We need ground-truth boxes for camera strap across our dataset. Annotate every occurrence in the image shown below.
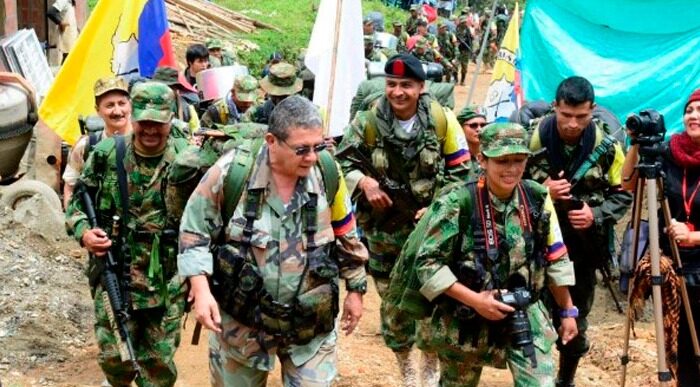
[475,178,534,289]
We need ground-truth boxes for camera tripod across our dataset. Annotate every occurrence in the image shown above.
[620,150,700,386]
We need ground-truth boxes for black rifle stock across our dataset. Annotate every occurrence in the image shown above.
[77,185,141,374]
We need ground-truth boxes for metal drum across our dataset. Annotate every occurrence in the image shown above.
[196,65,249,101]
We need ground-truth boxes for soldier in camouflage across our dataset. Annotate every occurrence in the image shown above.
[392,21,410,54]
[152,66,200,124]
[201,75,258,127]
[65,82,189,386]
[242,62,302,125]
[436,21,458,83]
[336,54,471,387]
[455,15,473,85]
[365,35,388,62]
[456,104,488,175]
[525,76,631,387]
[179,96,368,386]
[415,20,439,50]
[410,37,453,73]
[405,4,425,36]
[406,122,578,387]
[206,38,236,68]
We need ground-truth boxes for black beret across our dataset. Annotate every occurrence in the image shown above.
[384,54,426,81]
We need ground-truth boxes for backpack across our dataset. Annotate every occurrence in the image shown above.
[363,99,448,148]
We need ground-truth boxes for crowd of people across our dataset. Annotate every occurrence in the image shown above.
[58,3,700,387]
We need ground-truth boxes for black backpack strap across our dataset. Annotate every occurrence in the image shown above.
[114,135,129,223]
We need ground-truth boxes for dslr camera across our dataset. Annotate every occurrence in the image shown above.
[496,287,538,368]
[626,109,666,147]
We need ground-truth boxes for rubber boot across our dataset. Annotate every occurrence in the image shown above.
[395,350,418,387]
[556,356,580,387]
[459,72,466,86]
[420,351,440,387]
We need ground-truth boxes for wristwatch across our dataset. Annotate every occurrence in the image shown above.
[559,306,579,318]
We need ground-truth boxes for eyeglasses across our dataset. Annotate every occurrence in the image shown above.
[467,122,488,129]
[279,137,328,156]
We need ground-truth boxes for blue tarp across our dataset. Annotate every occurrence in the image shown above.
[521,0,700,134]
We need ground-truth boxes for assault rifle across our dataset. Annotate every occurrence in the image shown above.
[527,147,624,313]
[340,148,421,233]
[77,184,141,374]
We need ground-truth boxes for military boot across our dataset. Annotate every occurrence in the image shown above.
[394,350,418,387]
[459,72,466,86]
[420,350,440,387]
[555,356,580,387]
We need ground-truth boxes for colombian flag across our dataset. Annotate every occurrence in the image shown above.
[483,2,523,123]
[38,0,176,145]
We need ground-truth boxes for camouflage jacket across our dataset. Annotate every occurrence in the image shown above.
[395,31,410,53]
[455,25,473,57]
[405,15,425,35]
[437,31,458,60]
[410,180,574,362]
[526,115,632,249]
[242,99,275,125]
[178,145,368,370]
[337,94,471,235]
[201,94,242,127]
[65,135,189,309]
[209,51,236,68]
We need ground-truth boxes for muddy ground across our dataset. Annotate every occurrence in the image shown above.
[0,67,663,386]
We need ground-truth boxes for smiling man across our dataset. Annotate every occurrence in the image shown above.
[336,53,471,387]
[63,77,133,207]
[526,76,631,387]
[179,95,368,386]
[65,81,189,386]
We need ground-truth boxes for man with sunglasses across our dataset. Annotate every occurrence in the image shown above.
[337,53,471,387]
[179,96,368,386]
[525,76,631,387]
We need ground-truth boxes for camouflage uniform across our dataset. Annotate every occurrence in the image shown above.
[436,27,458,82]
[455,104,487,177]
[405,8,424,36]
[65,82,188,387]
[178,144,368,386]
[410,37,451,70]
[455,19,473,85]
[152,66,200,124]
[402,123,575,387]
[201,75,259,127]
[243,63,302,125]
[526,115,631,380]
[336,92,471,360]
[206,38,236,68]
[392,22,410,54]
[365,35,388,62]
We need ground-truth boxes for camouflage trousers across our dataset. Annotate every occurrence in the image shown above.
[456,53,470,83]
[93,281,186,387]
[367,228,414,352]
[208,331,337,386]
[419,300,558,387]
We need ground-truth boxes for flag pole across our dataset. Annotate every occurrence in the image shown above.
[323,0,343,137]
[466,0,499,105]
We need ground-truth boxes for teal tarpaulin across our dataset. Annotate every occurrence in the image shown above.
[521,0,700,134]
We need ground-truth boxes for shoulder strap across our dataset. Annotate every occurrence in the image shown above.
[570,131,617,188]
[429,100,447,141]
[222,137,265,226]
[364,108,378,148]
[114,135,129,224]
[317,150,339,205]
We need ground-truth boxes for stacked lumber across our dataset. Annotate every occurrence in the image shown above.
[164,0,273,68]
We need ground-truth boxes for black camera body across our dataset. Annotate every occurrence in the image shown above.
[496,287,538,368]
[627,109,666,147]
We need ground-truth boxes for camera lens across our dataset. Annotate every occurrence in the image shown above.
[626,115,642,132]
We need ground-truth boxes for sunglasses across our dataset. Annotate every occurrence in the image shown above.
[279,137,328,156]
[467,122,488,129]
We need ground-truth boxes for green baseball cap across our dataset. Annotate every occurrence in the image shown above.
[415,36,429,49]
[130,81,175,123]
[233,75,258,103]
[206,38,223,50]
[393,21,403,27]
[456,104,486,125]
[94,77,129,98]
[259,62,303,96]
[479,122,531,158]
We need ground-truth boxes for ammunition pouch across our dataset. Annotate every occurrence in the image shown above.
[213,242,340,346]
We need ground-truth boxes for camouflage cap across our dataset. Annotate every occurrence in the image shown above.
[456,104,486,125]
[259,62,303,96]
[479,122,531,158]
[130,81,175,123]
[233,75,258,103]
[415,36,429,49]
[206,38,223,50]
[410,4,420,11]
[437,20,447,28]
[393,21,403,27]
[94,77,129,98]
[152,66,197,93]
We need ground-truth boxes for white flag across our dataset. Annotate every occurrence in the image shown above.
[305,0,366,137]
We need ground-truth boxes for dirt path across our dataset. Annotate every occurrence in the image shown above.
[2,68,662,386]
